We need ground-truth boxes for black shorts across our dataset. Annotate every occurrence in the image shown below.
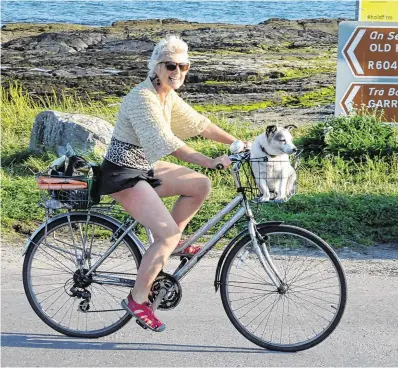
[98,159,162,196]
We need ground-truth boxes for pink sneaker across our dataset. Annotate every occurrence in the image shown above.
[121,294,165,332]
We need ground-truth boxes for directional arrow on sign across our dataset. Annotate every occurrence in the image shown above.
[341,84,362,114]
[345,29,366,75]
[340,83,398,123]
[342,26,398,78]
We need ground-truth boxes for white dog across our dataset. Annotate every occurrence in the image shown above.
[250,125,297,202]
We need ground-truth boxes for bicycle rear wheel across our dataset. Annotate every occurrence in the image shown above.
[23,213,142,338]
[220,224,347,352]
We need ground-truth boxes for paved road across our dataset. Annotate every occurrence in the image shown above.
[1,244,398,367]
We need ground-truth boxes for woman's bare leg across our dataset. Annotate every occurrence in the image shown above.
[112,162,210,302]
[111,181,181,303]
[153,161,211,233]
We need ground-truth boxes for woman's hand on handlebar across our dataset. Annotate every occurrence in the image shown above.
[211,154,232,170]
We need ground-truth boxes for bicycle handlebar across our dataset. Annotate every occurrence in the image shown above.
[214,149,250,170]
[213,149,251,170]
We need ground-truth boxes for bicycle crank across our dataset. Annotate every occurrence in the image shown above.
[149,271,182,310]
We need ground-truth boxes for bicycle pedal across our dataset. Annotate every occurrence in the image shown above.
[135,319,148,330]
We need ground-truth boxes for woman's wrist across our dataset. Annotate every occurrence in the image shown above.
[204,156,216,169]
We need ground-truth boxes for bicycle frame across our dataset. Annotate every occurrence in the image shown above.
[84,194,246,279]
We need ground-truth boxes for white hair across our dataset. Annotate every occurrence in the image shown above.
[147,35,189,78]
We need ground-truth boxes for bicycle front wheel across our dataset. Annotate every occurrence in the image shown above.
[220,224,347,352]
[23,213,142,338]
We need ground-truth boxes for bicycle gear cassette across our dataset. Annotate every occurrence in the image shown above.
[149,272,182,310]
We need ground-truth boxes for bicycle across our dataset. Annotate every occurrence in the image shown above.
[22,148,347,352]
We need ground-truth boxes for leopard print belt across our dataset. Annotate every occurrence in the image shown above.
[105,137,152,170]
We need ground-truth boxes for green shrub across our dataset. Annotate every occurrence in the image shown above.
[300,114,398,161]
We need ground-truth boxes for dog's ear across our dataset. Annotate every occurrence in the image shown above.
[284,124,298,131]
[266,125,277,137]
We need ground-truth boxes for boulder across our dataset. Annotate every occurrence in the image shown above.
[29,110,113,155]
[3,31,105,53]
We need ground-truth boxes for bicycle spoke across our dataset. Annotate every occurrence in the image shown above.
[50,293,73,320]
[34,284,68,296]
[229,272,274,285]
[68,298,77,329]
[36,245,76,274]
[293,274,339,288]
[285,293,318,336]
[269,294,281,342]
[230,293,274,303]
[291,288,338,306]
[30,268,71,275]
[232,293,267,312]
[288,291,336,318]
[245,293,279,329]
[58,297,77,325]
[44,237,78,265]
[100,258,132,274]
[293,283,340,295]
[92,284,125,320]
[32,282,66,287]
[238,260,270,284]
[88,290,106,328]
[225,282,275,293]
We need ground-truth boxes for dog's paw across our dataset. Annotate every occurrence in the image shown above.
[274,196,287,203]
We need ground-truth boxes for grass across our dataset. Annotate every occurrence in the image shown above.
[1,83,398,248]
[193,100,275,113]
[279,66,335,80]
[281,86,336,108]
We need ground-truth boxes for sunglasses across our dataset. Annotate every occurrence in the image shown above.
[159,61,190,72]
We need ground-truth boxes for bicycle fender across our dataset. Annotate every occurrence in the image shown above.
[22,211,131,256]
[213,221,283,292]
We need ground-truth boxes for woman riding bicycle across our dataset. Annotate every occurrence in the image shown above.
[99,35,242,332]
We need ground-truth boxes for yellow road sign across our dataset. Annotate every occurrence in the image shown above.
[358,0,398,22]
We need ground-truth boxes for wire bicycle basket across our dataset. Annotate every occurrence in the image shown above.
[36,173,95,210]
[35,145,104,211]
[234,150,302,204]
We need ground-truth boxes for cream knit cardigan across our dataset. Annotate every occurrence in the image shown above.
[112,77,211,164]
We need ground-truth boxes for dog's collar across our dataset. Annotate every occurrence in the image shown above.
[260,144,278,158]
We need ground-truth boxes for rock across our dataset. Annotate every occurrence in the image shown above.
[102,39,154,53]
[29,111,113,155]
[2,31,105,53]
[269,71,285,79]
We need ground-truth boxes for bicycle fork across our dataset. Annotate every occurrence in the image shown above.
[247,219,284,289]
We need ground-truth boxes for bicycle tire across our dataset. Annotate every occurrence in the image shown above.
[23,213,142,338]
[220,224,347,352]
